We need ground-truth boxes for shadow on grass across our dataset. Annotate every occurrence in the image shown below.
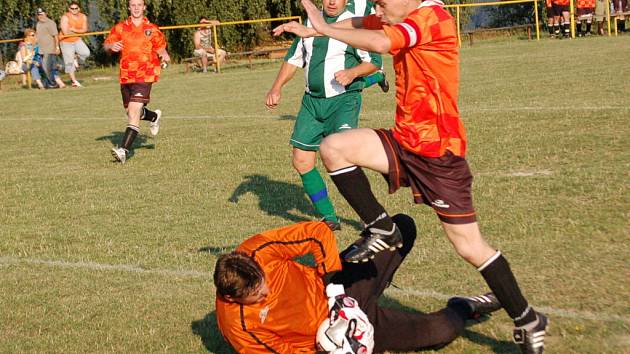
[191,311,235,354]
[228,174,362,231]
[95,131,155,162]
[277,114,296,121]
[462,329,518,353]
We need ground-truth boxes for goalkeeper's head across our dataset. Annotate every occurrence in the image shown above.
[214,252,269,305]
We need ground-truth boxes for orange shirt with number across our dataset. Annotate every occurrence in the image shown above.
[104,17,166,84]
[363,0,466,158]
[215,222,343,354]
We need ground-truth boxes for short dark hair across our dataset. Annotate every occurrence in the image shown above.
[69,1,80,6]
[214,252,264,299]
[199,16,209,23]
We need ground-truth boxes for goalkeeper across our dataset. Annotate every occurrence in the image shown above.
[213,214,501,353]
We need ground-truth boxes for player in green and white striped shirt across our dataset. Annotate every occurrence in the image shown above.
[265,0,383,230]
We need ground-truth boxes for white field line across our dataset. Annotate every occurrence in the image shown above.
[2,255,628,324]
[1,106,629,121]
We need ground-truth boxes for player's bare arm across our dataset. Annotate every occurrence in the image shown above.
[300,0,391,53]
[334,61,378,86]
[157,48,171,63]
[104,41,124,52]
[272,17,363,38]
[265,62,299,109]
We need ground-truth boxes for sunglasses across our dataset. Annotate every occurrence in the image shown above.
[28,34,36,36]
[70,7,79,10]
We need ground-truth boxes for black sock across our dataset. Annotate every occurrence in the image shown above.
[586,22,592,33]
[554,24,560,34]
[563,23,570,35]
[329,166,393,231]
[548,25,554,35]
[140,107,158,122]
[120,125,139,150]
[479,251,537,327]
[619,20,626,32]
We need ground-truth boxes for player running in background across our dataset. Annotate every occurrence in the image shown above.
[214,214,501,353]
[265,0,384,230]
[275,0,548,352]
[104,0,170,163]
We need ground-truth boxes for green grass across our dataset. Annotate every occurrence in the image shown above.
[1,36,629,353]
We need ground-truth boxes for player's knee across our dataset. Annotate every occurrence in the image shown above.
[292,154,315,173]
[320,135,344,165]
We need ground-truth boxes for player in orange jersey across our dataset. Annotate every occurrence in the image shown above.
[552,0,571,37]
[214,214,501,353]
[104,0,170,163]
[576,0,596,36]
[275,0,548,352]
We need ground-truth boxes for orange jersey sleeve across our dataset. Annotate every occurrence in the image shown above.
[104,18,166,84]
[216,222,342,353]
[238,221,342,277]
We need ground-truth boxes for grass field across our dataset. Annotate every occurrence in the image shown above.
[1,36,629,353]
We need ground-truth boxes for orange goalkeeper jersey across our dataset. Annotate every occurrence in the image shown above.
[363,0,466,158]
[104,17,166,84]
[215,222,343,353]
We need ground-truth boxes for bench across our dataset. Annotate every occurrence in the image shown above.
[181,47,289,73]
[463,24,533,46]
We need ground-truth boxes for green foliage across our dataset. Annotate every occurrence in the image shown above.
[1,0,304,64]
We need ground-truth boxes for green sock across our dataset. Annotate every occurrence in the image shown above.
[300,168,338,222]
[364,71,384,88]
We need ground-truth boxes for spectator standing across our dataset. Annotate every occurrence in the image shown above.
[104,0,170,163]
[576,0,596,36]
[35,7,66,88]
[594,0,607,35]
[612,0,628,32]
[60,1,91,87]
[193,17,226,73]
[551,0,571,37]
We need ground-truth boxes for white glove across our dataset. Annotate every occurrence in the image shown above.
[317,290,374,354]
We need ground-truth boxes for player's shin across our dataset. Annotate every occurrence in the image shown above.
[301,168,338,223]
[328,166,393,231]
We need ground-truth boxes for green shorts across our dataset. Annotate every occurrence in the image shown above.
[290,91,362,151]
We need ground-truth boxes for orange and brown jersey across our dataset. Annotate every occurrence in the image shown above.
[104,17,166,84]
[552,0,570,6]
[363,0,466,158]
[546,0,553,8]
[215,222,342,354]
[576,0,596,8]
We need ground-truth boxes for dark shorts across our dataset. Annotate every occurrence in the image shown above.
[120,83,152,108]
[552,4,569,15]
[375,129,476,224]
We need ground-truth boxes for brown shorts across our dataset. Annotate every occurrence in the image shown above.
[120,83,152,108]
[552,4,569,15]
[375,129,476,224]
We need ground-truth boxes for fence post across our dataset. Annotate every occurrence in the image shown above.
[456,6,462,47]
[534,0,541,40]
[606,0,612,35]
[570,0,576,38]
[212,24,221,73]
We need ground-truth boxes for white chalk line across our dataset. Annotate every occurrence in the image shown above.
[1,106,628,122]
[1,255,628,324]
